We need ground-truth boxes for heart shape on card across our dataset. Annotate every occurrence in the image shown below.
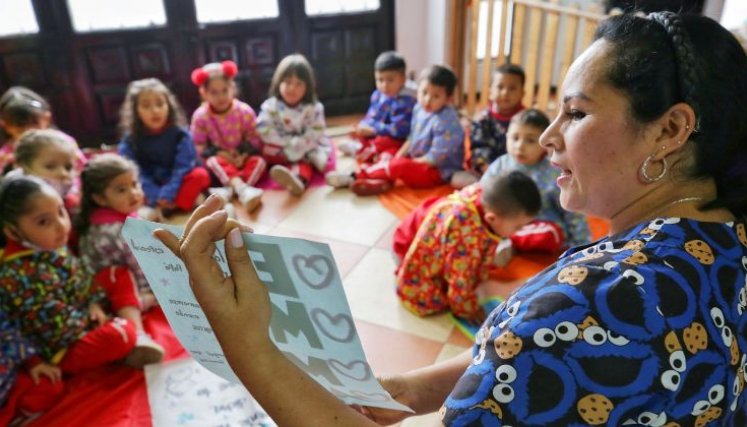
[310,309,355,343]
[328,359,372,382]
[292,255,334,290]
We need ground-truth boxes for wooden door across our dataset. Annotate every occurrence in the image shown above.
[0,0,394,147]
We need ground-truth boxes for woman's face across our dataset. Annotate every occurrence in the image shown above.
[540,40,653,219]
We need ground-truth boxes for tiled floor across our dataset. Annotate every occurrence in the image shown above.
[172,116,520,426]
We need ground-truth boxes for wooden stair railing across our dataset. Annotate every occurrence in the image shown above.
[457,0,608,117]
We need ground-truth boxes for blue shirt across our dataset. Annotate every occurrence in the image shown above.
[408,104,465,181]
[442,217,747,426]
[118,126,198,205]
[360,89,417,140]
[481,155,590,247]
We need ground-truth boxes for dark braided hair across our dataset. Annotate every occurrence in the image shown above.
[595,13,747,217]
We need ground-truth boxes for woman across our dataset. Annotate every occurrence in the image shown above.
[155,12,747,426]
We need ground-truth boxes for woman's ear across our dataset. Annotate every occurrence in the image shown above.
[651,102,696,159]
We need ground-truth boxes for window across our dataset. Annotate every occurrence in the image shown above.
[476,0,509,60]
[194,0,279,23]
[67,0,167,32]
[721,0,747,31]
[305,0,380,16]
[0,0,38,37]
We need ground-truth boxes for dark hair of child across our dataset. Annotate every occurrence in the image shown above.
[0,87,50,137]
[481,170,542,217]
[0,175,49,247]
[118,78,186,139]
[374,51,407,73]
[421,65,458,96]
[76,153,138,235]
[269,53,318,104]
[510,108,550,131]
[14,129,73,167]
[495,64,526,86]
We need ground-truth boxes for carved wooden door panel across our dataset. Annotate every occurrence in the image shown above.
[0,0,394,146]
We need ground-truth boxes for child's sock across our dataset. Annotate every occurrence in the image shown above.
[238,186,263,212]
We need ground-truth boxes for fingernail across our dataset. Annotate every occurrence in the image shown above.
[228,227,243,248]
[206,193,218,203]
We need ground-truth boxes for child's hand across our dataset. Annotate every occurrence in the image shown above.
[217,150,235,163]
[357,125,375,137]
[88,303,108,326]
[157,199,175,210]
[233,152,248,167]
[29,362,62,384]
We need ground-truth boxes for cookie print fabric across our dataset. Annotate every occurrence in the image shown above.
[442,217,747,426]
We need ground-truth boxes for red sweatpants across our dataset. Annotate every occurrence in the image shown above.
[173,167,210,211]
[58,318,137,375]
[510,220,565,253]
[356,157,444,188]
[356,135,405,164]
[206,154,267,186]
[0,373,65,425]
[93,266,142,311]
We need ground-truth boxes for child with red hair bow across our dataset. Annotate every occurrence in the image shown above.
[190,60,265,212]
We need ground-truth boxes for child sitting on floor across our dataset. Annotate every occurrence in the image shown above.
[10,129,81,213]
[326,65,465,196]
[394,171,540,323]
[257,53,330,196]
[190,61,265,212]
[337,51,417,164]
[481,108,591,250]
[118,78,210,220]
[77,153,160,313]
[0,176,162,384]
[0,87,87,185]
[452,64,526,188]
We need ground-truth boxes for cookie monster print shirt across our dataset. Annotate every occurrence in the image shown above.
[442,217,747,426]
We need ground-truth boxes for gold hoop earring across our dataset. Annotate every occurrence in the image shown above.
[639,154,668,183]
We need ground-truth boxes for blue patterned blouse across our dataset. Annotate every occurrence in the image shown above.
[442,217,747,426]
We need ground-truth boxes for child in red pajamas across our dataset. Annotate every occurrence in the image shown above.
[394,171,541,323]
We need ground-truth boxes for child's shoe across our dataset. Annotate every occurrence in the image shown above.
[325,171,355,188]
[223,201,237,219]
[124,331,165,368]
[270,165,305,196]
[238,186,263,212]
[337,139,361,157]
[208,186,234,203]
[350,178,392,196]
[307,148,329,172]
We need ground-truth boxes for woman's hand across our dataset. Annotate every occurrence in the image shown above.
[153,195,269,356]
[88,303,108,326]
[355,376,421,424]
[29,362,62,384]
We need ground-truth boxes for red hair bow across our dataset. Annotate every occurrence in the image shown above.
[191,60,239,86]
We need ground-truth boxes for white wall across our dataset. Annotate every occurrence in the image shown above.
[394,0,448,78]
